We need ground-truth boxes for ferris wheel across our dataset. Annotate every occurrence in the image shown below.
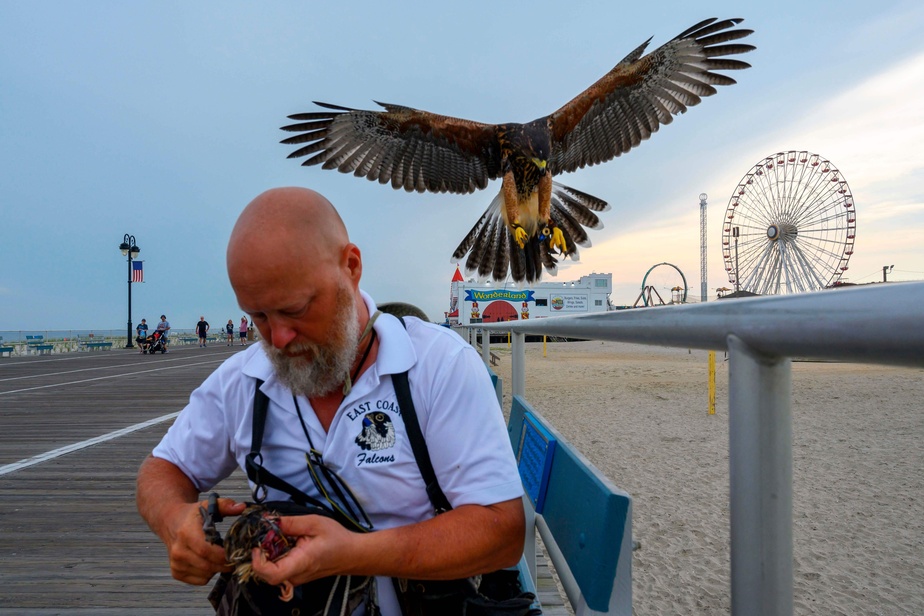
[722,151,856,295]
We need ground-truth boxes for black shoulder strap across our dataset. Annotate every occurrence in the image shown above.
[244,379,331,511]
[394,317,452,515]
[250,378,269,456]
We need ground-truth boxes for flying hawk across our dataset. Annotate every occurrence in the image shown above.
[281,17,754,283]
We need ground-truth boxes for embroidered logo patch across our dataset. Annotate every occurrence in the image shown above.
[354,412,395,451]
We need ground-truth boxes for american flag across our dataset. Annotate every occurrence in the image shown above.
[132,260,144,283]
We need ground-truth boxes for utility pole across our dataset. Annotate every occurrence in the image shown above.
[733,227,741,294]
[699,193,708,302]
[883,265,894,282]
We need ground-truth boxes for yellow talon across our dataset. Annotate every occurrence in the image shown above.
[549,227,567,253]
[512,225,529,249]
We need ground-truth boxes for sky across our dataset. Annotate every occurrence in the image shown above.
[2,1,923,330]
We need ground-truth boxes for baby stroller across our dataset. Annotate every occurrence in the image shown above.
[138,330,167,354]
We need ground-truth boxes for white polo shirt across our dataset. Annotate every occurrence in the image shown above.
[153,291,523,615]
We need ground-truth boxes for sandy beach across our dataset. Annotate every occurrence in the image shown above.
[490,340,923,615]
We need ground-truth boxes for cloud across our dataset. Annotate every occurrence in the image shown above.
[779,52,924,191]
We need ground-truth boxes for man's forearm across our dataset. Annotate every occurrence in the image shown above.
[366,499,524,579]
[136,454,200,541]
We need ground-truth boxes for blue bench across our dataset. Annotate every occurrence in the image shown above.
[0,346,14,357]
[82,341,113,351]
[508,395,633,615]
[31,344,53,355]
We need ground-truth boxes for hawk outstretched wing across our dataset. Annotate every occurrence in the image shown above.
[546,18,754,174]
[281,102,503,194]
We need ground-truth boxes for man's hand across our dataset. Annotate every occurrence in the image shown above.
[136,455,246,586]
[161,497,245,585]
[249,514,355,588]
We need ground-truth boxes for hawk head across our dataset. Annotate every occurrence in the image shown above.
[501,121,551,172]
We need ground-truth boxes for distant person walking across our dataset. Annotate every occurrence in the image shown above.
[225,319,234,346]
[156,315,171,353]
[195,316,210,347]
[239,316,248,346]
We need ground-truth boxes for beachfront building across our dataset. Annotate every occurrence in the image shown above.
[446,266,613,325]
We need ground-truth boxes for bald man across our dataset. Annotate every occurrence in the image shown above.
[136,187,525,615]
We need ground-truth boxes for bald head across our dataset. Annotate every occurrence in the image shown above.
[228,187,348,267]
[227,187,363,307]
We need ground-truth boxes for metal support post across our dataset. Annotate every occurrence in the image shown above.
[481,329,490,366]
[727,334,793,615]
[511,331,525,398]
[708,350,716,415]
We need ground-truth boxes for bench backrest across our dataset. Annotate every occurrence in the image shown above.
[507,395,633,615]
[487,367,503,408]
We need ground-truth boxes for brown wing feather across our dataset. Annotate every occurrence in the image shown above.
[282,102,503,195]
[547,18,754,175]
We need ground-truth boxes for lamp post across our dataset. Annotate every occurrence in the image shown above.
[119,234,141,348]
[882,265,894,282]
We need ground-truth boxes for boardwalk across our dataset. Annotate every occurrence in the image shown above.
[0,345,568,615]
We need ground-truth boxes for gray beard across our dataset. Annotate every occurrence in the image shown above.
[262,288,361,398]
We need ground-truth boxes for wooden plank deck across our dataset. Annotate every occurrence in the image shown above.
[0,345,569,615]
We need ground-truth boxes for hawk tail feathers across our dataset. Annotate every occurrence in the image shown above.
[454,184,607,284]
[453,192,502,274]
[550,182,609,241]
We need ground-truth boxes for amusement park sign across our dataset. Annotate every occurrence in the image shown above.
[464,289,535,302]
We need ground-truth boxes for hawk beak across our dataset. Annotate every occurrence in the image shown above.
[532,158,547,170]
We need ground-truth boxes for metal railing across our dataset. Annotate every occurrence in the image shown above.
[468,281,924,616]
[0,329,253,356]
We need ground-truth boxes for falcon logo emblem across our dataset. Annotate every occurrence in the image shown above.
[355,412,396,451]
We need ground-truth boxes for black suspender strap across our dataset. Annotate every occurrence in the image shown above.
[249,378,269,459]
[394,317,453,515]
[244,379,332,512]
[391,370,452,515]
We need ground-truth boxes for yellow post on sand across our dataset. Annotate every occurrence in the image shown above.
[708,351,716,415]
[543,335,547,357]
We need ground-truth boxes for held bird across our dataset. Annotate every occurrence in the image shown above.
[281,17,754,283]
